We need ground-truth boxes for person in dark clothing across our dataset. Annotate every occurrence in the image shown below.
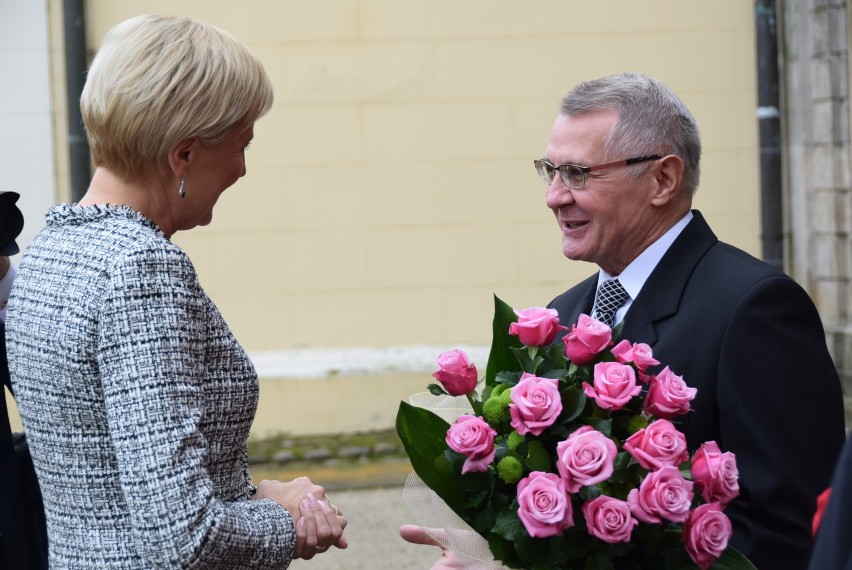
[0,191,47,570]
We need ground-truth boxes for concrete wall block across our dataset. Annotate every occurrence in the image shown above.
[287,289,458,347]
[360,0,664,39]
[844,192,852,234]
[202,0,360,43]
[812,234,841,278]
[362,101,514,161]
[250,106,362,167]
[810,99,844,144]
[278,43,433,104]
[824,5,849,53]
[812,279,844,321]
[834,99,851,142]
[365,224,518,288]
[213,292,294,351]
[809,4,847,55]
[689,92,760,151]
[810,55,849,100]
[810,0,847,10]
[284,163,444,229]
[808,143,851,189]
[808,190,839,233]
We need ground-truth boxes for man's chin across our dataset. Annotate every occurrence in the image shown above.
[561,241,588,262]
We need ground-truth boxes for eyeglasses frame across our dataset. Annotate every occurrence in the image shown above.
[534,155,663,189]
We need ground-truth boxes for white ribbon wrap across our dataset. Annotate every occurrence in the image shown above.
[403,392,511,569]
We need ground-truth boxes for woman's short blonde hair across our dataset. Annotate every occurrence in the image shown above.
[81,15,274,180]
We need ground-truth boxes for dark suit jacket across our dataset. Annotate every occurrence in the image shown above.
[809,434,852,570]
[1,322,30,570]
[549,210,845,569]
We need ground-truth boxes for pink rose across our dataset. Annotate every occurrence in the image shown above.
[556,425,618,492]
[446,415,497,474]
[582,495,637,544]
[643,366,697,419]
[509,306,567,347]
[516,471,574,538]
[623,419,689,470]
[582,362,641,410]
[610,340,660,373]
[562,314,611,365]
[683,503,732,570]
[509,373,563,436]
[691,441,740,506]
[433,349,478,396]
[627,466,694,524]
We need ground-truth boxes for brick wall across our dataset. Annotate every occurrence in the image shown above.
[782,0,852,419]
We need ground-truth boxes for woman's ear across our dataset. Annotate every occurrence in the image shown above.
[650,154,685,206]
[166,138,196,177]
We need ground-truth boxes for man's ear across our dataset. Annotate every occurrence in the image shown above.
[166,138,197,177]
[650,154,685,206]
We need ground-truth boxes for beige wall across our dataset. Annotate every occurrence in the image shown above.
[79,1,760,352]
[19,1,760,436]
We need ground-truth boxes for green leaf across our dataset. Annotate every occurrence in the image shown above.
[707,546,758,569]
[560,385,587,423]
[475,506,498,533]
[586,416,613,437]
[516,534,549,564]
[551,531,593,561]
[584,551,615,570]
[486,533,516,563]
[395,402,468,513]
[492,508,525,541]
[487,295,525,385]
[510,346,535,372]
[427,383,448,396]
[495,370,523,385]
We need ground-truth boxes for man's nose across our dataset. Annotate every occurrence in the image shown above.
[545,177,575,209]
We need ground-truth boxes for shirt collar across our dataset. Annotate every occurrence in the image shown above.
[596,211,693,320]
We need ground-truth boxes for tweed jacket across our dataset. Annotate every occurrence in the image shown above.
[7,205,295,569]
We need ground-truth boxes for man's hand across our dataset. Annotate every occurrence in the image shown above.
[399,525,464,570]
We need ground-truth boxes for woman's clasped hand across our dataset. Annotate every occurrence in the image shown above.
[255,477,348,559]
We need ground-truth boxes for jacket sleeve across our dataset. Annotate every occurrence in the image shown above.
[97,247,295,569]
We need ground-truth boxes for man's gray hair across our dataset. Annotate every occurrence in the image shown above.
[560,73,701,195]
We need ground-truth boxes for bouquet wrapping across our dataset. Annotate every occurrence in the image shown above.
[397,296,756,569]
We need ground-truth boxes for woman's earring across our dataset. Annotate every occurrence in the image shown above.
[178,175,186,199]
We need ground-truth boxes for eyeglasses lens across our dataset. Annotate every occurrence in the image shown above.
[535,161,553,184]
[564,165,585,188]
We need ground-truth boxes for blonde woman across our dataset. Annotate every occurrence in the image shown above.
[7,15,346,569]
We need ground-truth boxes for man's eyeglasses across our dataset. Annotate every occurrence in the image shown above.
[533,155,662,189]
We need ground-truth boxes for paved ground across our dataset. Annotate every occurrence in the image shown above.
[288,486,438,570]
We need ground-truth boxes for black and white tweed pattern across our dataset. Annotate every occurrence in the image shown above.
[7,205,295,569]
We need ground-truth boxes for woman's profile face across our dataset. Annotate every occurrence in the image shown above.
[182,123,255,229]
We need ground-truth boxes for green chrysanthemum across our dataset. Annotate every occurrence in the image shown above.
[482,396,510,427]
[497,455,524,484]
[507,430,525,451]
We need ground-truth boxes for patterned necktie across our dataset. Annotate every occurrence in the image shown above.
[594,278,629,327]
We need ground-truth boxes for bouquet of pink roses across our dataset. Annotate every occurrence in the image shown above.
[396,296,756,569]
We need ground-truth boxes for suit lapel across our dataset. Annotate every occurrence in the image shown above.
[620,210,718,345]
[566,275,597,325]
